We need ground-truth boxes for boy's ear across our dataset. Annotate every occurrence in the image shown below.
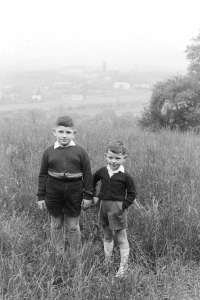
[53,128,56,135]
[104,153,107,158]
[73,130,76,135]
[124,155,127,160]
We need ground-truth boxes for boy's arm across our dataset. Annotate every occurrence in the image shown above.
[122,174,137,210]
[81,149,93,200]
[37,150,49,201]
[92,170,101,205]
[93,169,101,197]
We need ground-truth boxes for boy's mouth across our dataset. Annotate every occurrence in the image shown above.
[110,164,118,168]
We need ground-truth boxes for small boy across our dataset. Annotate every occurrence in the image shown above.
[37,116,93,257]
[93,140,136,277]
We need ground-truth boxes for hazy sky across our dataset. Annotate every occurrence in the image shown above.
[0,0,199,71]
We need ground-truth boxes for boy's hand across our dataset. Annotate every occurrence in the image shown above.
[82,199,92,211]
[92,197,99,206]
[38,200,46,210]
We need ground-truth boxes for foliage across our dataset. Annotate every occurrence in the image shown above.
[186,30,200,74]
[139,30,200,131]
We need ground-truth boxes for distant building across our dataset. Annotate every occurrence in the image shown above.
[102,61,107,73]
[0,87,2,99]
[140,84,150,88]
[133,84,150,88]
[32,86,42,101]
[53,82,71,89]
[70,94,84,101]
[113,82,130,90]
[32,94,42,102]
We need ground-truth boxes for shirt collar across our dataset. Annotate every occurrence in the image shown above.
[107,164,125,174]
[54,140,76,149]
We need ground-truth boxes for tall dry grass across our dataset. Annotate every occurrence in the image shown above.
[1,108,200,299]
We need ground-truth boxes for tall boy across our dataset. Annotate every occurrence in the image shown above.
[93,140,136,277]
[37,116,93,257]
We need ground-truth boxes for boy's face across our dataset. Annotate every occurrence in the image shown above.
[53,126,76,146]
[105,150,127,171]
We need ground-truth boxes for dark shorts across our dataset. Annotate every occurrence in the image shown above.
[45,176,83,217]
[98,200,128,230]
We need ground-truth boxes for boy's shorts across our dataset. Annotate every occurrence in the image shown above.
[98,200,127,230]
[45,176,83,217]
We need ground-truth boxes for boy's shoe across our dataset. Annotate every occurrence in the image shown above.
[115,265,129,278]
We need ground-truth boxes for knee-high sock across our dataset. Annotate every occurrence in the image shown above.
[51,227,64,251]
[104,240,114,258]
[119,248,130,268]
[68,229,81,257]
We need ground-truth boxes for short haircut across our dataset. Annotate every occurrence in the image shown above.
[106,140,127,155]
[55,116,74,128]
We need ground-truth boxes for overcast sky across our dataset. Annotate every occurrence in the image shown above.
[0,0,199,72]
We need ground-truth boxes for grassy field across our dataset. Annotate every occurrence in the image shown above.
[1,108,200,299]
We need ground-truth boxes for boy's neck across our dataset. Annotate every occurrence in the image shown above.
[107,165,124,173]
[54,140,76,148]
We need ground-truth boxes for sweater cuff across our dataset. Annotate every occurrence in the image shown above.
[37,195,45,201]
[83,190,93,200]
[122,200,131,211]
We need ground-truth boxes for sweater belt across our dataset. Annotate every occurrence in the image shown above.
[48,171,83,181]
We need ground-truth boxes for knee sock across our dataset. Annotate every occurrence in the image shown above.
[51,227,64,251]
[104,240,114,258]
[68,230,81,257]
[119,248,130,268]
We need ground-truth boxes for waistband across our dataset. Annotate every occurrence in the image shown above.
[48,175,82,182]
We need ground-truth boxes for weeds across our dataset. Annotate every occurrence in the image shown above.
[1,109,200,299]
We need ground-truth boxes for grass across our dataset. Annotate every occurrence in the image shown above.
[1,108,200,299]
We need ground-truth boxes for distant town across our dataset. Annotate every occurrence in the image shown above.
[0,62,178,106]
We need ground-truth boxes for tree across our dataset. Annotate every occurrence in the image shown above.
[185,30,200,74]
[139,31,200,131]
[138,75,200,130]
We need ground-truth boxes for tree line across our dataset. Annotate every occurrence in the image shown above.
[139,30,200,131]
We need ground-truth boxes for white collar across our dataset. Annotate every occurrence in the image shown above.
[54,140,76,149]
[107,164,125,174]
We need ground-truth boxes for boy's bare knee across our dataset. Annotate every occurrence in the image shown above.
[104,236,113,243]
[102,226,113,241]
[51,223,63,230]
[118,237,126,245]
[68,225,80,233]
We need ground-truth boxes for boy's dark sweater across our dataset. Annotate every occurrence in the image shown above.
[37,143,93,201]
[93,166,136,209]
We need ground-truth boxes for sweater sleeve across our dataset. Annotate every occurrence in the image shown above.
[37,150,49,201]
[93,169,101,197]
[122,173,137,210]
[81,149,93,200]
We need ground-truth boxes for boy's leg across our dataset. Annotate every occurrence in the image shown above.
[115,228,130,277]
[102,225,114,262]
[50,214,65,253]
[65,215,81,258]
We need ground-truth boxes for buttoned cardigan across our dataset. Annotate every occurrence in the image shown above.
[37,142,93,201]
[93,166,136,209]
